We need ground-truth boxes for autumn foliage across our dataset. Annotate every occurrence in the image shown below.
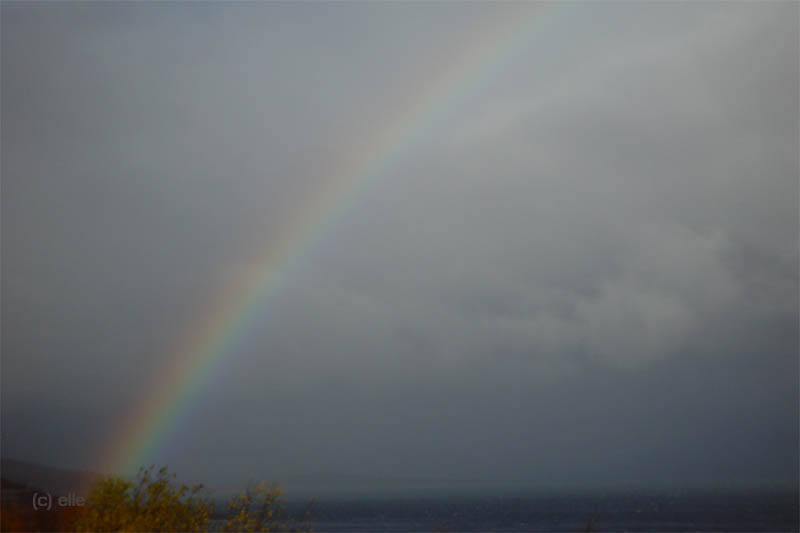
[222,482,314,533]
[1,466,313,532]
[73,466,212,532]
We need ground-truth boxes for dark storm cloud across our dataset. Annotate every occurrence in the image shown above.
[2,2,797,489]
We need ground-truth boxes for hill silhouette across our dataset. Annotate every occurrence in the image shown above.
[1,458,100,499]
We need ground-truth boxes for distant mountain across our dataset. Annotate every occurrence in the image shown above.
[0,458,101,497]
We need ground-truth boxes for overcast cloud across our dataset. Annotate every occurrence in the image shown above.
[2,2,797,491]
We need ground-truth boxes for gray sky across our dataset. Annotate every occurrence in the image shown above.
[2,2,798,491]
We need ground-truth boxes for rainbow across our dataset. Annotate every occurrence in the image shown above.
[99,3,554,477]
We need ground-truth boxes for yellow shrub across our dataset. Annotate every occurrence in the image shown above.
[73,466,313,532]
[74,466,212,532]
[223,482,313,533]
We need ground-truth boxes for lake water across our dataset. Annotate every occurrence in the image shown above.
[232,487,799,532]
